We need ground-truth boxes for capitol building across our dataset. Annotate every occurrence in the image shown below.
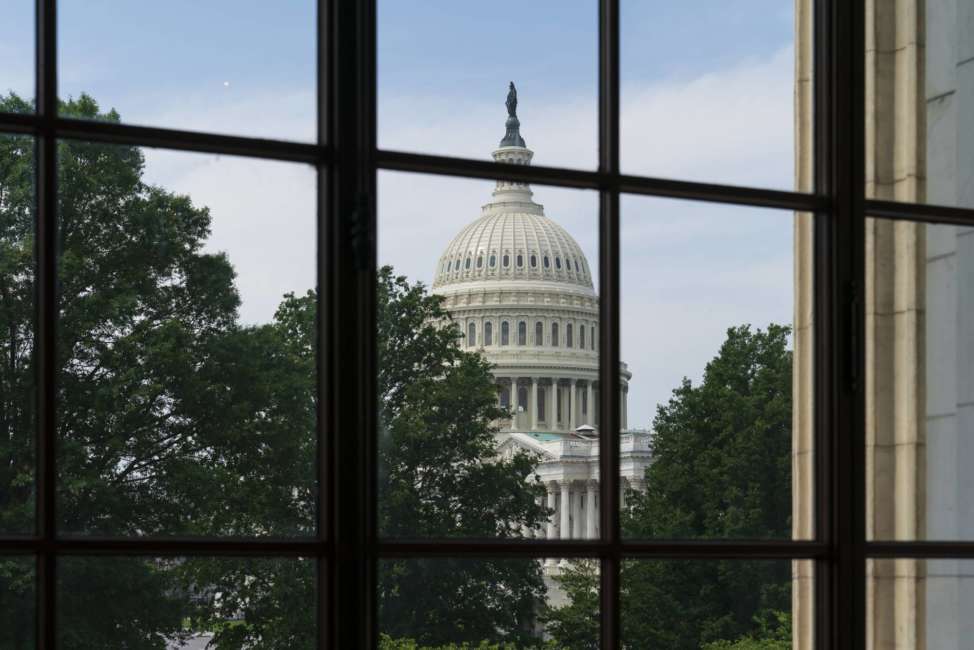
[431,85,652,547]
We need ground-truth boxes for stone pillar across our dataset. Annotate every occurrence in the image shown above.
[573,482,585,538]
[510,378,520,429]
[619,477,628,511]
[560,480,571,539]
[544,379,558,431]
[546,482,558,539]
[530,378,538,430]
[586,382,594,426]
[569,379,577,431]
[586,479,598,538]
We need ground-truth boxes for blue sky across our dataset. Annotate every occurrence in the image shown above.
[1,1,797,429]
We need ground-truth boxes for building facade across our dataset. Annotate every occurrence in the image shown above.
[431,89,652,556]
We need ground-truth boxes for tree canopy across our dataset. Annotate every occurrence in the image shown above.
[545,324,794,650]
[0,93,547,648]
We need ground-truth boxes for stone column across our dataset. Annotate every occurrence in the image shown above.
[619,477,628,511]
[573,482,585,538]
[586,479,598,538]
[569,379,577,431]
[559,480,571,539]
[623,388,628,430]
[586,381,594,426]
[511,378,519,429]
[619,390,626,431]
[530,378,538,430]
[546,482,558,539]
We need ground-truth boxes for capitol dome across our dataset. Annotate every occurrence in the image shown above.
[432,83,631,436]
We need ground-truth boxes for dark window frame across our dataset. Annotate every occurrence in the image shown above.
[4,1,968,648]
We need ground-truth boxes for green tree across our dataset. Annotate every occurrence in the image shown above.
[546,325,793,650]
[377,268,550,647]
[0,92,549,648]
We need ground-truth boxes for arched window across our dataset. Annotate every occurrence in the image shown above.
[484,321,493,346]
[555,257,561,269]
[530,255,538,267]
[575,260,580,272]
[580,325,586,349]
[535,322,543,346]
[517,386,528,411]
[501,321,510,346]
[551,322,559,347]
[518,321,526,346]
[566,323,574,348]
[465,257,471,269]
[503,254,510,267]
[543,256,550,268]
[476,255,483,268]
[537,386,546,421]
[489,255,496,267]
[516,254,523,267]
[467,322,476,346]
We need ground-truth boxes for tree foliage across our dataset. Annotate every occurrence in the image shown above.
[377,268,550,647]
[0,92,549,648]
[546,325,793,650]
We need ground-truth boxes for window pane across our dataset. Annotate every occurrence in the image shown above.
[0,555,35,649]
[378,171,599,539]
[58,556,315,649]
[0,3,33,112]
[863,0,974,209]
[621,1,801,190]
[379,557,598,648]
[56,141,317,537]
[0,133,35,535]
[621,197,809,540]
[867,558,974,648]
[621,559,810,649]
[378,1,597,169]
[864,217,974,540]
[59,1,315,141]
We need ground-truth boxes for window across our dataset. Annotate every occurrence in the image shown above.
[5,2,922,648]
[518,321,526,346]
[489,254,496,267]
[476,255,483,268]
[555,257,562,269]
[499,385,510,408]
[567,323,574,348]
[500,321,509,346]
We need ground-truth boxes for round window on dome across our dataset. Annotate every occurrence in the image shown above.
[503,254,510,267]
[517,254,523,267]
[465,258,471,270]
[477,256,483,268]
[555,257,561,269]
[543,256,550,268]
[530,255,537,267]
[489,255,496,267]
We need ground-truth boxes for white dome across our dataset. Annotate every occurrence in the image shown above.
[432,196,594,291]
